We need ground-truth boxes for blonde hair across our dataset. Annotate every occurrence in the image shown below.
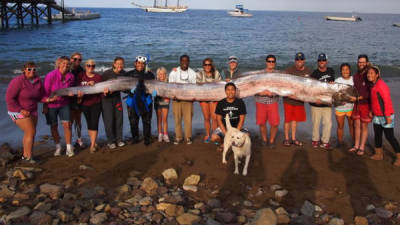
[156,67,168,82]
[55,56,69,69]
[85,59,96,66]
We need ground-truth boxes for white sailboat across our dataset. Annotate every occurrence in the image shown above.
[228,5,252,17]
[132,0,188,13]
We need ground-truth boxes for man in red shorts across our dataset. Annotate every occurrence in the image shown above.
[348,54,372,155]
[283,52,312,147]
[255,55,280,149]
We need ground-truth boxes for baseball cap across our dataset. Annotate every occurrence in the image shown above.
[228,56,238,63]
[317,53,328,61]
[295,52,305,60]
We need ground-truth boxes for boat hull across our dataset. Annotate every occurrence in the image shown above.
[228,11,252,17]
[144,7,187,13]
[325,16,362,22]
[52,13,101,20]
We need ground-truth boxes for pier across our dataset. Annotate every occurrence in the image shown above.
[0,0,70,29]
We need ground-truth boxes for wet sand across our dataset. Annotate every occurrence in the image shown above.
[1,80,400,223]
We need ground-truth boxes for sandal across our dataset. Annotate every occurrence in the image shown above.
[203,136,210,144]
[348,147,358,153]
[283,139,291,147]
[356,149,365,156]
[292,139,304,147]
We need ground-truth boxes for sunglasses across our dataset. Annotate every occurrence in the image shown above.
[26,68,36,72]
[203,63,212,66]
[86,64,96,68]
[72,58,82,62]
[266,60,276,63]
[318,59,327,62]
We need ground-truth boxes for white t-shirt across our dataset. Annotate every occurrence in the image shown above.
[335,76,354,112]
[168,67,197,84]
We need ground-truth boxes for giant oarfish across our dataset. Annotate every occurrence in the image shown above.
[51,70,357,106]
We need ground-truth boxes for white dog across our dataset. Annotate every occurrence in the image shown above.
[222,114,252,176]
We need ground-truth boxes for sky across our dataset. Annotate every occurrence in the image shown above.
[64,0,400,14]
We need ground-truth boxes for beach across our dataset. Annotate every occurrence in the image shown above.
[1,8,400,224]
[1,79,400,223]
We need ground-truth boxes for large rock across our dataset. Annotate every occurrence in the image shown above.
[6,206,31,222]
[183,185,198,192]
[176,213,201,225]
[90,213,107,225]
[162,168,178,184]
[184,175,200,186]
[140,177,159,196]
[251,208,277,225]
[40,184,64,200]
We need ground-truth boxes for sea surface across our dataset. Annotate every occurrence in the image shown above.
[1,8,400,78]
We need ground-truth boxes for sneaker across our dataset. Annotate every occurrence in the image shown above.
[186,138,193,145]
[158,133,163,142]
[320,142,331,150]
[174,138,183,145]
[312,141,320,148]
[54,146,62,156]
[117,141,126,147]
[163,134,170,143]
[107,143,117,149]
[21,156,37,164]
[66,146,75,157]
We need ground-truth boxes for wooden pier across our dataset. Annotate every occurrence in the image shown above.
[0,0,69,28]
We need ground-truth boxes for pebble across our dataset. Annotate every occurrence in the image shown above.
[328,217,344,225]
[140,177,159,196]
[40,184,64,200]
[270,184,282,192]
[176,213,201,225]
[6,206,31,221]
[375,207,393,219]
[275,189,288,199]
[251,208,277,225]
[162,168,178,184]
[139,196,153,206]
[366,204,375,211]
[183,185,198,192]
[354,216,369,225]
[243,200,253,207]
[90,212,107,225]
[183,174,201,186]
[207,198,221,208]
[301,200,315,217]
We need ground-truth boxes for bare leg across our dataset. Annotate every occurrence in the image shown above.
[88,130,98,149]
[353,119,361,149]
[162,108,169,134]
[284,122,290,140]
[291,121,297,141]
[270,125,278,144]
[16,117,37,158]
[259,124,267,142]
[156,109,162,134]
[62,121,72,145]
[200,102,211,140]
[359,122,369,151]
[336,115,345,143]
[51,124,60,144]
[347,116,355,142]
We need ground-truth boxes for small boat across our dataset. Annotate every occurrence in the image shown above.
[228,5,253,17]
[132,0,188,13]
[393,23,400,27]
[51,9,101,20]
[325,15,362,22]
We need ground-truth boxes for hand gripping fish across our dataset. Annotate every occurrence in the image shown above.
[51,70,357,106]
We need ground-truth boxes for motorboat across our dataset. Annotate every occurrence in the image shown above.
[228,5,252,17]
[325,15,362,22]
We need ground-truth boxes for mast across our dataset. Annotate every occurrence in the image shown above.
[153,0,156,8]
[177,0,179,7]
[165,0,167,8]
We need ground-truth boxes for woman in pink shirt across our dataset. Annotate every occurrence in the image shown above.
[6,62,54,163]
[43,56,75,157]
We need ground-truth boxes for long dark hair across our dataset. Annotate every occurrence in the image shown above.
[203,58,216,79]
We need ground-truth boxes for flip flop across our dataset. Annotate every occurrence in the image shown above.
[203,136,211,144]
[283,139,291,147]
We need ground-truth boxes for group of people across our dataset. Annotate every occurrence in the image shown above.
[5,52,400,167]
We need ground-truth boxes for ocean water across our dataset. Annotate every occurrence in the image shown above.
[1,8,400,78]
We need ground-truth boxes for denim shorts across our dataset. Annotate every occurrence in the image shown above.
[47,105,70,126]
